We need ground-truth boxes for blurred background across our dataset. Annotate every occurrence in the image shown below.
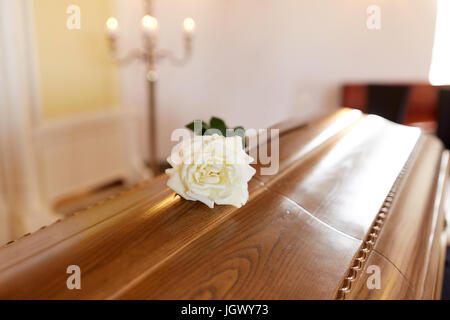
[0,0,449,248]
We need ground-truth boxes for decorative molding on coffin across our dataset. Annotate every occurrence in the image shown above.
[335,135,449,300]
[0,109,447,299]
[335,139,419,299]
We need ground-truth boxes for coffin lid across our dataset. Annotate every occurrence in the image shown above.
[0,108,448,299]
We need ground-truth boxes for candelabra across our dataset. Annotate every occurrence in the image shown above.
[105,0,195,175]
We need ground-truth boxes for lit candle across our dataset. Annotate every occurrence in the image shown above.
[106,17,119,36]
[183,17,195,34]
[142,15,158,37]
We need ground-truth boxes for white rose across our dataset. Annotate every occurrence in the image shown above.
[165,134,256,208]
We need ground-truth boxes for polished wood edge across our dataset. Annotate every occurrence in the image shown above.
[435,232,447,299]
[0,174,169,248]
[417,147,449,299]
[256,111,364,187]
[248,108,362,160]
[268,108,360,136]
[432,150,449,299]
[335,137,421,300]
[2,109,361,248]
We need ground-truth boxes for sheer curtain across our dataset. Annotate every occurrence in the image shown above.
[0,0,54,242]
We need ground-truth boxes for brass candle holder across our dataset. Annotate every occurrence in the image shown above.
[106,1,195,175]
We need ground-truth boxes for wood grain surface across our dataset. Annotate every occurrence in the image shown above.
[0,108,447,300]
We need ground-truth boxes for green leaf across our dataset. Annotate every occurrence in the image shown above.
[209,117,227,136]
[201,121,210,135]
[233,126,246,149]
[185,121,195,131]
[186,119,245,148]
[186,120,210,135]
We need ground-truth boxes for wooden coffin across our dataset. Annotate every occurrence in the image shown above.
[0,108,448,300]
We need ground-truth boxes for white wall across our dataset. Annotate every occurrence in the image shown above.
[118,0,437,161]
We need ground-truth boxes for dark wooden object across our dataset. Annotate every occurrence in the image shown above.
[0,108,447,299]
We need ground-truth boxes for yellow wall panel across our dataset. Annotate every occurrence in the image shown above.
[32,0,119,118]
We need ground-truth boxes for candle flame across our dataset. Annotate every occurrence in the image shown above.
[142,15,158,31]
[183,17,195,32]
[106,17,119,31]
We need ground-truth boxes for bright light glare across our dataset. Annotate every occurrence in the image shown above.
[183,17,196,32]
[142,15,158,31]
[429,0,450,85]
[106,17,119,31]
